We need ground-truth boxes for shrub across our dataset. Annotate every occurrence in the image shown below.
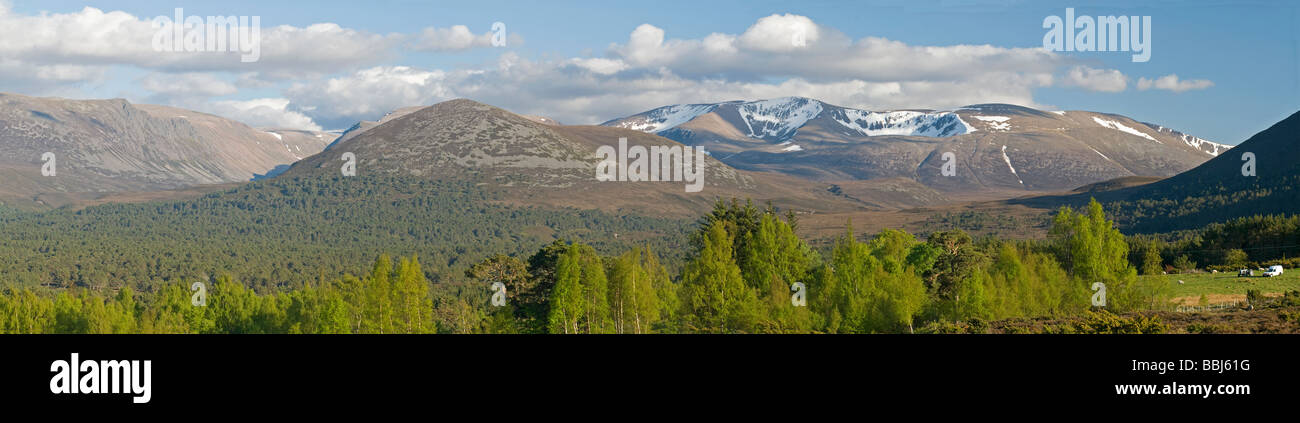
[1068,310,1167,334]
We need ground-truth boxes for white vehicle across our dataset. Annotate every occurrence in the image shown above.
[1263,265,1284,277]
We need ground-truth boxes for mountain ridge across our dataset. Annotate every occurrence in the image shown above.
[602,97,1231,198]
[0,92,336,208]
[282,98,863,217]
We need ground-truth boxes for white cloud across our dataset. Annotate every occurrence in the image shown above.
[285,66,450,126]
[1137,74,1214,93]
[139,72,238,97]
[0,6,449,83]
[737,13,820,52]
[567,58,628,75]
[0,4,498,128]
[0,58,104,95]
[409,25,494,51]
[285,54,1053,128]
[1062,66,1128,92]
[608,15,1063,83]
[0,8,1171,135]
[282,14,1072,127]
[204,98,321,130]
[616,24,679,66]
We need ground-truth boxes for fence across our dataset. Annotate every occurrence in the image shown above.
[1175,300,1245,313]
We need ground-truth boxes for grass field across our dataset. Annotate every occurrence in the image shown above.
[1153,270,1300,305]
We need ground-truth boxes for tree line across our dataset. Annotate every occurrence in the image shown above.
[1,198,1173,334]
[1127,214,1300,274]
[0,176,688,293]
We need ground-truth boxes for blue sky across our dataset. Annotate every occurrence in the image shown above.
[3,0,1297,144]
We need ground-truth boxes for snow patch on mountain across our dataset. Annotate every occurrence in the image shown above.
[1001,145,1023,185]
[1142,123,1230,156]
[832,109,974,137]
[1091,148,1112,162]
[608,97,975,141]
[973,115,1011,131]
[610,103,718,133]
[781,144,804,152]
[737,97,823,140]
[1092,117,1159,143]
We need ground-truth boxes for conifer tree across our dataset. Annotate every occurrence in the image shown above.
[680,221,757,333]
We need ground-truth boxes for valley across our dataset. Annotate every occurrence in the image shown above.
[1,93,1296,335]
[2,0,1295,409]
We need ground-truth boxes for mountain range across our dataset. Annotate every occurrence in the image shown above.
[2,90,1297,292]
[0,92,1259,223]
[602,97,1229,202]
[284,98,855,216]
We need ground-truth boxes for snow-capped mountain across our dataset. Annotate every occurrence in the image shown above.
[734,97,825,140]
[605,96,976,142]
[827,108,973,138]
[614,103,720,133]
[283,99,846,216]
[602,98,1231,196]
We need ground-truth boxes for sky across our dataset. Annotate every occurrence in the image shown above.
[0,0,1296,144]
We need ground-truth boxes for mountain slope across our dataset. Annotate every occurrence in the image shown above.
[604,98,1229,196]
[284,99,861,216]
[323,105,425,151]
[1078,110,1300,232]
[0,93,335,208]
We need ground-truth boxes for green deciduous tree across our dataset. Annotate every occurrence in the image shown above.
[680,221,758,333]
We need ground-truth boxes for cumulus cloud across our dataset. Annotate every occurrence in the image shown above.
[737,13,821,52]
[284,66,451,128]
[1062,66,1127,92]
[0,8,1155,133]
[283,14,1077,126]
[286,52,1055,128]
[1137,74,1214,93]
[409,25,496,51]
[0,5,501,85]
[0,7,405,79]
[0,4,505,129]
[204,98,321,130]
[607,15,1063,84]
